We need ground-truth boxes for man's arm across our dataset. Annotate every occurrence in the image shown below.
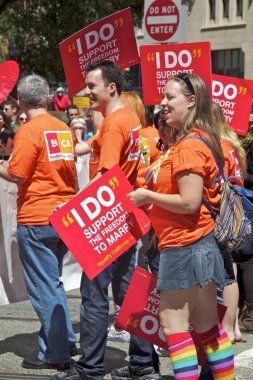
[0,163,25,184]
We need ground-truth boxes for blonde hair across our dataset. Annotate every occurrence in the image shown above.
[212,102,246,176]
[166,74,224,170]
[70,117,87,133]
[120,91,146,127]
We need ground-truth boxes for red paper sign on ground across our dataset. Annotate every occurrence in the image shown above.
[49,166,151,280]
[116,266,227,366]
[140,42,212,105]
[59,8,139,97]
[212,74,253,136]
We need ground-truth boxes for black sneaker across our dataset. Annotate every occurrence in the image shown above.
[111,365,161,380]
[50,367,81,380]
[22,357,71,370]
[69,347,79,357]
[199,365,214,380]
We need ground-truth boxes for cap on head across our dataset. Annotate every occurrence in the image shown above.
[57,87,64,93]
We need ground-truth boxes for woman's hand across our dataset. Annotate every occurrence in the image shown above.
[127,188,151,207]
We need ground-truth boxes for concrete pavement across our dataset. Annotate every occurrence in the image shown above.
[0,288,253,380]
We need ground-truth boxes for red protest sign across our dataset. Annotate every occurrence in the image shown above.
[212,74,253,136]
[140,42,212,105]
[49,166,151,280]
[116,266,227,366]
[0,60,20,104]
[59,8,139,97]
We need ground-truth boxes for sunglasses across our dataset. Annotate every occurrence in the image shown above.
[176,73,195,95]
[19,117,27,122]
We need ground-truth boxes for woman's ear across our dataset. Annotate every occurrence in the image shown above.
[187,95,196,108]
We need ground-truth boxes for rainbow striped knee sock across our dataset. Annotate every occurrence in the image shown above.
[166,332,198,379]
[199,323,235,379]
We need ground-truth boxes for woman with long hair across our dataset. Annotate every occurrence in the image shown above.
[128,74,235,380]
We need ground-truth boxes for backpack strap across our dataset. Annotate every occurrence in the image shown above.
[183,135,226,182]
[201,197,217,219]
[183,136,244,182]
[183,135,224,219]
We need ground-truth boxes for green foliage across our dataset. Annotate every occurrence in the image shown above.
[0,0,194,82]
[0,0,144,82]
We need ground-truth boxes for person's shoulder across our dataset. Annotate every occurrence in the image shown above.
[173,132,210,156]
[112,107,140,125]
[48,110,68,123]
[142,125,159,139]
[23,113,68,132]
[221,139,234,154]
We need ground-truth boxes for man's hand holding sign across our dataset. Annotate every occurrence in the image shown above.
[49,165,151,280]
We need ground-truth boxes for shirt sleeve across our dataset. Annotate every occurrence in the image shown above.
[172,140,210,180]
[7,128,39,179]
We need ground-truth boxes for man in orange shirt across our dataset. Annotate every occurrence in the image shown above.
[51,61,142,380]
[0,74,77,370]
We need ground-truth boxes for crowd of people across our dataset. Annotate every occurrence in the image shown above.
[0,60,253,380]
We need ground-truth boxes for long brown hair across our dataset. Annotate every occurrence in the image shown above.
[212,102,246,176]
[166,73,224,170]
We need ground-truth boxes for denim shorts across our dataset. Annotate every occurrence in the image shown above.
[157,232,228,290]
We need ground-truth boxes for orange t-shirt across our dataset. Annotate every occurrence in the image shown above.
[89,108,142,186]
[150,130,223,250]
[136,125,161,189]
[8,113,76,225]
[222,140,243,186]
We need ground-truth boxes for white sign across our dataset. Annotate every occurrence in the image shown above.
[143,0,187,44]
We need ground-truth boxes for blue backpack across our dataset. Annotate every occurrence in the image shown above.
[184,136,253,253]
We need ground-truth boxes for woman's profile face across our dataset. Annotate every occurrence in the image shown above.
[160,80,192,130]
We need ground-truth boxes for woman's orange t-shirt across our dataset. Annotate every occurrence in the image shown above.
[150,132,243,250]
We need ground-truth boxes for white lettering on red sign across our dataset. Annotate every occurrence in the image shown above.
[155,50,192,69]
[70,185,115,228]
[212,80,237,100]
[76,23,115,54]
[140,315,166,342]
